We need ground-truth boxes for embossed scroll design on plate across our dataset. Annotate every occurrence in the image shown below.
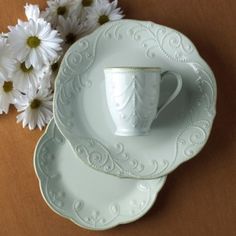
[35,121,162,230]
[54,20,216,179]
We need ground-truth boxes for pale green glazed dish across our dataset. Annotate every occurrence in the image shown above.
[54,19,217,179]
[34,119,166,230]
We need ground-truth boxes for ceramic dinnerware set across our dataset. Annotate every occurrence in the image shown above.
[34,19,217,230]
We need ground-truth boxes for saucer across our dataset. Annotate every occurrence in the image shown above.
[54,19,217,179]
[34,119,166,230]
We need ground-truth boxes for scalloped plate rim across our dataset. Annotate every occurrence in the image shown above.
[34,119,167,230]
[53,19,217,179]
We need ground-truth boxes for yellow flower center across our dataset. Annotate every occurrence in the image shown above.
[57,6,67,16]
[20,62,33,73]
[3,81,13,93]
[30,99,41,109]
[82,0,93,7]
[27,36,41,48]
[98,15,109,25]
[65,33,76,44]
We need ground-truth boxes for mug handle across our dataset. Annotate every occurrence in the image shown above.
[155,71,183,118]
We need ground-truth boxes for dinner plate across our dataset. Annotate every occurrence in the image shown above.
[54,19,217,179]
[34,119,166,230]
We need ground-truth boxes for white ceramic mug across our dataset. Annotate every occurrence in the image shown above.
[104,67,182,136]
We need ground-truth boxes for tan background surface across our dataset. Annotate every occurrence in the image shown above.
[0,0,235,235]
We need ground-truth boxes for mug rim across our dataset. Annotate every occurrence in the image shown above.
[104,67,161,72]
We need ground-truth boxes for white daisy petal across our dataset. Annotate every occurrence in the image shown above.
[25,4,41,21]
[16,112,25,124]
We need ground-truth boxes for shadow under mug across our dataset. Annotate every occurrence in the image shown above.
[104,67,183,136]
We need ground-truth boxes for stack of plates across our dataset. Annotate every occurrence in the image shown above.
[34,19,216,230]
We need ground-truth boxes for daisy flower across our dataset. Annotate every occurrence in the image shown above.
[0,71,21,114]
[8,19,63,69]
[10,61,46,93]
[41,0,80,27]
[85,0,123,30]
[0,38,15,74]
[57,15,88,47]
[15,88,53,130]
